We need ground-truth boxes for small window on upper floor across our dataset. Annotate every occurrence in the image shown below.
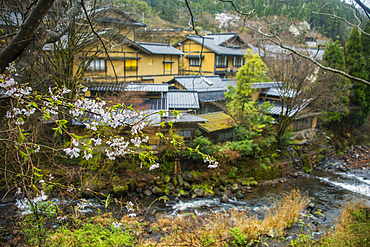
[189,58,201,66]
[216,55,228,68]
[87,59,106,71]
[125,59,137,71]
[164,63,172,71]
[233,56,245,67]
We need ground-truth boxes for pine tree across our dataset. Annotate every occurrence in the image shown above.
[345,27,370,127]
[362,20,370,71]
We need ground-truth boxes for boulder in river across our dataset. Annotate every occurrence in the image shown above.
[194,188,205,197]
[178,174,184,186]
[144,189,152,197]
[221,193,228,203]
[236,191,244,199]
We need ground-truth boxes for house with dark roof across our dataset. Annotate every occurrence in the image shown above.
[174,33,248,79]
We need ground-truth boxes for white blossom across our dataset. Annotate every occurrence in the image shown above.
[149,163,160,171]
[64,147,81,158]
[112,222,123,229]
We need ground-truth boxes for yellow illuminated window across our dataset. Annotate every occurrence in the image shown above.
[148,59,153,65]
[125,59,137,70]
[164,63,171,71]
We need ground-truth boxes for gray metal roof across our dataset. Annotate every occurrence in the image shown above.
[165,113,209,123]
[88,83,169,92]
[258,99,311,117]
[169,75,235,92]
[262,88,298,98]
[198,91,226,102]
[166,91,199,109]
[206,33,244,46]
[179,35,247,56]
[139,98,168,111]
[250,82,284,89]
[135,42,184,55]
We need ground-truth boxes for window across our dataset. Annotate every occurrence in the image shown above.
[148,59,153,65]
[125,59,137,70]
[87,59,106,71]
[177,130,192,137]
[189,58,201,66]
[233,56,244,67]
[218,131,232,140]
[216,55,228,68]
[164,63,172,71]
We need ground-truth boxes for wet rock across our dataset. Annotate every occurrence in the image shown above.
[219,185,226,192]
[163,175,171,183]
[151,186,164,196]
[178,175,184,186]
[191,194,197,199]
[214,189,221,196]
[144,189,152,197]
[138,183,146,189]
[246,190,253,193]
[221,193,228,203]
[204,191,213,197]
[167,183,175,191]
[172,178,178,187]
[194,188,205,197]
[231,183,239,192]
[183,181,192,190]
[183,171,195,182]
[236,191,244,199]
[136,188,142,193]
[225,184,232,191]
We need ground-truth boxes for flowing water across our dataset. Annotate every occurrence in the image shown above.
[2,166,370,231]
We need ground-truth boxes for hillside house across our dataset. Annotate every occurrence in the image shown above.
[174,33,247,79]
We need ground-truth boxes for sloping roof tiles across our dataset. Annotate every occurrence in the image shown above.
[170,75,235,92]
[133,42,184,55]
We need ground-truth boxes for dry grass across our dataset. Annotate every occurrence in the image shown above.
[140,189,310,246]
[320,200,370,247]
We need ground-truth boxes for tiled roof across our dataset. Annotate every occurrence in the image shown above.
[139,98,168,111]
[166,91,199,109]
[197,112,236,133]
[169,75,235,92]
[179,35,247,56]
[258,99,310,117]
[134,42,184,55]
[206,33,244,46]
[88,83,169,92]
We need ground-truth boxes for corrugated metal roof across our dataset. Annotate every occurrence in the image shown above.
[262,88,298,98]
[258,99,310,117]
[198,91,226,102]
[250,82,283,89]
[139,98,168,111]
[88,83,169,92]
[197,112,236,133]
[166,91,199,109]
[170,75,235,92]
[135,42,184,55]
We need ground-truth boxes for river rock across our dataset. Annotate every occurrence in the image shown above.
[225,184,232,191]
[144,189,152,197]
[178,175,184,186]
[219,185,226,192]
[172,178,178,187]
[136,188,142,193]
[113,185,128,198]
[183,171,195,182]
[163,175,171,183]
[236,191,244,199]
[231,183,239,192]
[191,194,197,199]
[167,183,175,191]
[183,181,192,190]
[138,182,146,189]
[194,188,205,197]
[221,193,228,203]
[204,191,213,197]
[151,186,164,196]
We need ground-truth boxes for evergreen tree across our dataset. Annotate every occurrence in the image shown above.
[319,40,351,122]
[345,27,370,127]
[362,20,370,71]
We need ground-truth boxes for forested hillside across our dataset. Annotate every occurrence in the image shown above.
[114,0,359,40]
